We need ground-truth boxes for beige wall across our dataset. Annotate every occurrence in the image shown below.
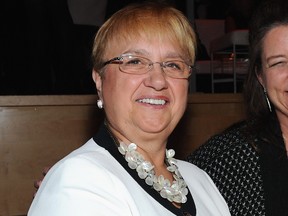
[0,94,246,215]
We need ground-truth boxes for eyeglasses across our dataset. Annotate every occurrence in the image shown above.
[103,54,193,79]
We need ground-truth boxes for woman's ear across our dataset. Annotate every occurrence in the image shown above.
[92,69,103,98]
[256,68,265,88]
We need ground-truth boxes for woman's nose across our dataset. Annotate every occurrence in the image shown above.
[143,63,168,90]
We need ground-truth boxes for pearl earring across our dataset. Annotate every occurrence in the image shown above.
[97,99,103,109]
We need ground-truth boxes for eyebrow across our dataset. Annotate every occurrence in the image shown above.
[266,54,287,62]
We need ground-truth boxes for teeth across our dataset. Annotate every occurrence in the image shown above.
[138,98,166,105]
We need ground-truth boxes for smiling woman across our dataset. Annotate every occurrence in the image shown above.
[187,0,288,215]
[28,2,230,216]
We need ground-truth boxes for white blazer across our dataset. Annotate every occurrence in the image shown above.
[28,138,230,216]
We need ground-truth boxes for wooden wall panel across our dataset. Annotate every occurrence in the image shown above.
[0,94,245,215]
[170,94,246,159]
[0,95,104,216]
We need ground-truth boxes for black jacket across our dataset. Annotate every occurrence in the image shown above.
[187,113,288,216]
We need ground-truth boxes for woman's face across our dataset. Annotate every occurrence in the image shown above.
[93,36,190,144]
[258,25,288,119]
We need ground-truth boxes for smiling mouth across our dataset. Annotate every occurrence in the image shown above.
[137,98,167,105]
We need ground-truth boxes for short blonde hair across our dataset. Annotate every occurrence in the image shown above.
[92,2,197,73]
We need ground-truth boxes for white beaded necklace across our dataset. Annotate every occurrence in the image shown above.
[118,142,188,204]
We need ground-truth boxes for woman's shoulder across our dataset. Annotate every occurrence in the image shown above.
[35,138,130,199]
[177,160,225,193]
[30,139,139,216]
[176,160,231,216]
[43,138,120,184]
[187,120,257,164]
[208,120,249,143]
[198,120,249,148]
[177,159,206,176]
[176,160,216,185]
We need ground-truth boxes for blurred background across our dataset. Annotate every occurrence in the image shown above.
[1,0,258,95]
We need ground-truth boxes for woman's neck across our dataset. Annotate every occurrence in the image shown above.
[106,121,168,165]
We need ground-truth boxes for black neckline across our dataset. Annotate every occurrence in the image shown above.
[93,123,196,216]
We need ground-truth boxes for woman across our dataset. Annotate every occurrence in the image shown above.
[28,2,230,216]
[188,0,288,215]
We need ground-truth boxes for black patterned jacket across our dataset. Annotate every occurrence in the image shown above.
[187,113,288,216]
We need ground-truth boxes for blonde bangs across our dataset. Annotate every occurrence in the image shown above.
[92,3,196,71]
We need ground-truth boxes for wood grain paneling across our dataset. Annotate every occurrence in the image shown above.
[170,94,246,159]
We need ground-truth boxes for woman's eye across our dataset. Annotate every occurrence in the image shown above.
[166,62,182,70]
[269,61,288,68]
[126,59,142,65]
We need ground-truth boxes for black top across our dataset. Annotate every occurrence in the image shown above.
[93,123,196,216]
[187,112,288,216]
